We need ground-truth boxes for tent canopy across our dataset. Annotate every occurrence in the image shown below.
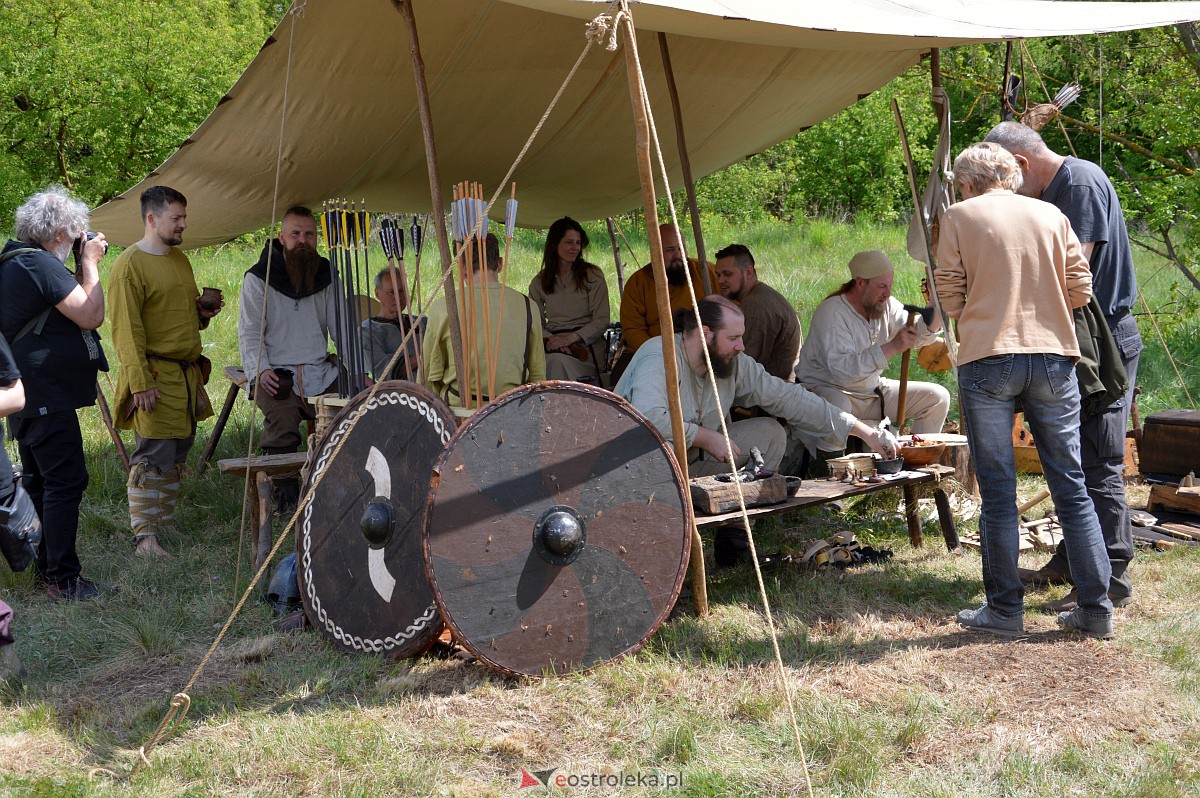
[90,0,1200,247]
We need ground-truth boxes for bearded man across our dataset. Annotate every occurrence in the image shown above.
[714,243,802,381]
[110,186,223,558]
[615,295,894,567]
[618,223,718,355]
[238,206,343,509]
[796,251,948,438]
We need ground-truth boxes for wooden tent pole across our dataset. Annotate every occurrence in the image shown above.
[394,0,466,389]
[606,216,626,295]
[657,32,711,296]
[624,19,708,615]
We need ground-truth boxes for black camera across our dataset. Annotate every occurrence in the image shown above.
[72,231,107,268]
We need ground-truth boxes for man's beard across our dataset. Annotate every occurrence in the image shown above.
[666,260,686,286]
[706,339,736,379]
[51,238,73,264]
[862,296,887,320]
[284,244,321,294]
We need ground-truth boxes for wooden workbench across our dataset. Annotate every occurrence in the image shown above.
[694,465,960,550]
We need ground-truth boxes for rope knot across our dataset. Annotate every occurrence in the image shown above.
[587,11,624,52]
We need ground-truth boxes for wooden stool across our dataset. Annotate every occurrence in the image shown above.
[217,451,309,570]
[197,366,248,473]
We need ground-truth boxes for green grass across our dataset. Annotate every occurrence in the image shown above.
[0,218,1197,796]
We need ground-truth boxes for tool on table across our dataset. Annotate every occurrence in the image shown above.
[714,446,772,483]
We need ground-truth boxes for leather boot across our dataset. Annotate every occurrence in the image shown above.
[1017,563,1071,587]
[714,526,751,568]
[263,447,301,516]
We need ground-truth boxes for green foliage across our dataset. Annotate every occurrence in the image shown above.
[694,27,1200,311]
[0,0,280,223]
[696,65,937,223]
[938,31,1200,286]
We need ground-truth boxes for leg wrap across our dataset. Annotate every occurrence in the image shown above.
[157,466,182,531]
[127,463,162,539]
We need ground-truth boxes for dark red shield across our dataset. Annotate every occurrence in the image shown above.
[422,382,691,677]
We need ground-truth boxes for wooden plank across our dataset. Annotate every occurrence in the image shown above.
[1146,484,1200,516]
[694,470,936,529]
[1157,522,1200,541]
[217,451,308,477]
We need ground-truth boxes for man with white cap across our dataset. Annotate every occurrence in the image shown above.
[796,251,949,439]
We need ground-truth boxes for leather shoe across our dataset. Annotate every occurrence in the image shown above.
[1018,565,1070,587]
[1044,589,1133,613]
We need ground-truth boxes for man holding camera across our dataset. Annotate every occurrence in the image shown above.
[109,186,222,558]
[0,186,109,600]
[238,206,343,512]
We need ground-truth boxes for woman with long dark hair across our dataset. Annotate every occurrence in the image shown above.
[527,216,610,383]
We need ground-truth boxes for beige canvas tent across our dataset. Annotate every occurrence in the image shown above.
[90,0,1200,246]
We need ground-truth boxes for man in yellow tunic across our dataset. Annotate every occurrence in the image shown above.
[423,234,545,407]
[109,187,223,557]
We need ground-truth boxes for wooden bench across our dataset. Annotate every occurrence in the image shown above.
[694,464,960,551]
[217,451,310,569]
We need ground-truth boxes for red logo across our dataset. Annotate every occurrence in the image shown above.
[517,768,545,790]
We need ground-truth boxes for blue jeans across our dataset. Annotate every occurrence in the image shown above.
[959,354,1112,620]
[1046,312,1142,597]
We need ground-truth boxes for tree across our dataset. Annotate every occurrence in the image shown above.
[696,24,1200,299]
[0,0,280,222]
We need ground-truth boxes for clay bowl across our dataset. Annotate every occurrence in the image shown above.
[874,456,905,475]
[899,441,946,468]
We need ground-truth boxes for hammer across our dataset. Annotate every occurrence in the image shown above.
[895,304,935,431]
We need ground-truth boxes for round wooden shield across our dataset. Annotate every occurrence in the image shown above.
[422,381,692,677]
[298,381,454,656]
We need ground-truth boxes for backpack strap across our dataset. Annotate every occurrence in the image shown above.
[0,248,52,343]
[0,248,37,266]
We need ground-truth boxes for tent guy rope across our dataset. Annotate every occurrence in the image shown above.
[617,4,816,793]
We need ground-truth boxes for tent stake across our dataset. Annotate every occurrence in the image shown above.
[623,18,708,615]
[393,0,466,391]
[658,32,711,295]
